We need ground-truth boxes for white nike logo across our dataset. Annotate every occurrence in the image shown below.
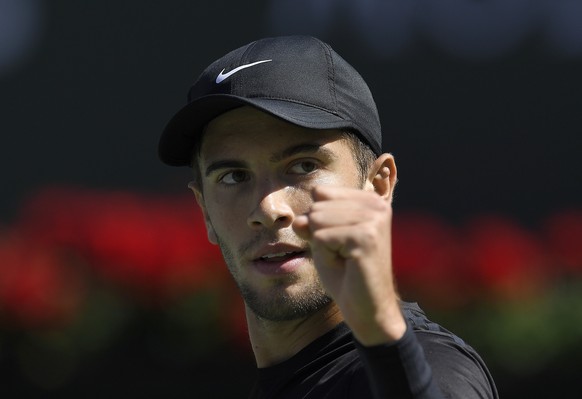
[215,59,272,84]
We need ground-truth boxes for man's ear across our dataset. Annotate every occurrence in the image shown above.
[365,153,398,202]
[188,181,218,245]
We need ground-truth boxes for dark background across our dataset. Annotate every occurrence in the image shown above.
[1,0,581,397]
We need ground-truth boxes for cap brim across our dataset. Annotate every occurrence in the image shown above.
[158,94,355,166]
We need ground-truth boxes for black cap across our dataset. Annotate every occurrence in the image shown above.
[159,35,382,166]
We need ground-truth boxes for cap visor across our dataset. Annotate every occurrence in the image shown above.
[159,94,352,166]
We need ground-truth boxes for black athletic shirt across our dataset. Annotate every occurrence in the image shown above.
[248,302,498,399]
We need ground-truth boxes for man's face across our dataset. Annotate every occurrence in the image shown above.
[194,106,366,321]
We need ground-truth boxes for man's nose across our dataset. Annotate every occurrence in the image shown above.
[247,187,294,230]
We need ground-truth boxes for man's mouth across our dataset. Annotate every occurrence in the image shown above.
[258,251,305,262]
[252,248,308,275]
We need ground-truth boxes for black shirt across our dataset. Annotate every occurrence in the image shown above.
[249,302,498,399]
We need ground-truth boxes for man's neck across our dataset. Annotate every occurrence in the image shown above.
[246,303,344,368]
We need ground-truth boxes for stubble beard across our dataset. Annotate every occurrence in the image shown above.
[216,236,333,322]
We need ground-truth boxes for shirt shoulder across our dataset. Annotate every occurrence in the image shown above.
[401,302,499,399]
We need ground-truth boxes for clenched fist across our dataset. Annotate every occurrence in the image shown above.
[293,184,406,346]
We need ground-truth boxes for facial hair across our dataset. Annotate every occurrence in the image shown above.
[215,233,332,322]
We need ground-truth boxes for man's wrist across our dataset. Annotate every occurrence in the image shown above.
[352,304,407,346]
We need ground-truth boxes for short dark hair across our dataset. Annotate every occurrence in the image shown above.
[190,130,377,192]
[341,130,377,186]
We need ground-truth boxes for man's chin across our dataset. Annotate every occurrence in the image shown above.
[241,284,332,322]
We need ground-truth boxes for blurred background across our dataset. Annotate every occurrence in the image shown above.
[1,0,581,397]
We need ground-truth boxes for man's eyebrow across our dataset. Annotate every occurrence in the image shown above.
[269,143,336,163]
[204,160,247,177]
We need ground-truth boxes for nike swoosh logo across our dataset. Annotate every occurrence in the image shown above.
[215,59,272,84]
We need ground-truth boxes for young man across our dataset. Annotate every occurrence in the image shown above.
[158,36,498,398]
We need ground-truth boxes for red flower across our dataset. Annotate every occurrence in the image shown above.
[392,212,467,307]
[462,215,548,300]
[0,232,85,328]
[17,187,226,300]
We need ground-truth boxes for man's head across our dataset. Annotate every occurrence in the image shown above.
[189,106,396,321]
[159,36,396,321]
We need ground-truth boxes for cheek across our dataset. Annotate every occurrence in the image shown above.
[203,186,240,217]
[309,167,362,191]
[207,204,243,235]
[287,186,313,214]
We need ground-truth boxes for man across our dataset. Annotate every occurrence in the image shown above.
[158,36,498,398]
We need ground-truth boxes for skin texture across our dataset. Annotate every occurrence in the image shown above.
[191,106,405,367]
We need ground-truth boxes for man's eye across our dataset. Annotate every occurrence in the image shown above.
[289,161,318,174]
[219,170,248,185]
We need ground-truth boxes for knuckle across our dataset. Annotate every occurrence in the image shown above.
[312,229,327,243]
[359,224,377,243]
